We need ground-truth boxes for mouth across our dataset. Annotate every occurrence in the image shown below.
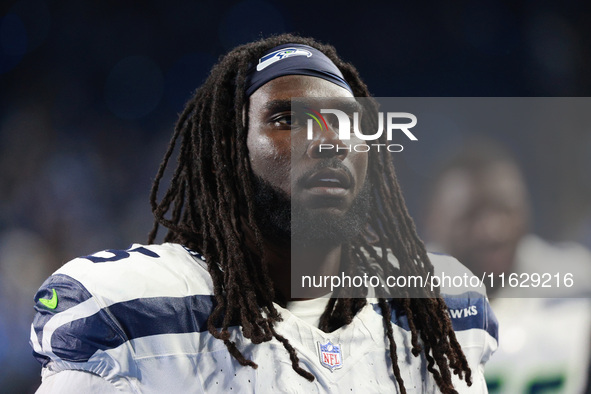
[303,168,352,195]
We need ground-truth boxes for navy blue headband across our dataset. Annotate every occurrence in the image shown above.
[245,44,353,97]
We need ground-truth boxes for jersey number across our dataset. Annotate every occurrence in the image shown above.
[83,246,160,263]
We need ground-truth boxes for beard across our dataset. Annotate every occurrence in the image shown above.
[251,167,371,246]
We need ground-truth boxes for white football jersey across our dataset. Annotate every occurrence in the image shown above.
[31,243,498,393]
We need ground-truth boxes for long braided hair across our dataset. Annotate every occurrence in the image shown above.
[148,34,471,393]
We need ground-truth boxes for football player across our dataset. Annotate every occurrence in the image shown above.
[31,34,497,393]
[424,140,591,393]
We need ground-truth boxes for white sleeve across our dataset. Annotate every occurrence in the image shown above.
[37,370,120,393]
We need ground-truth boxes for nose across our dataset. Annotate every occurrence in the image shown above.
[306,123,349,160]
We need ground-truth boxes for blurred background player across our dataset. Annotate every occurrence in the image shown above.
[423,139,591,393]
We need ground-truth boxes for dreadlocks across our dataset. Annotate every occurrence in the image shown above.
[148,34,471,394]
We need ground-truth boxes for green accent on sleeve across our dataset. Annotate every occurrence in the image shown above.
[39,288,58,309]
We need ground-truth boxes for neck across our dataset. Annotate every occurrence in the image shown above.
[243,223,342,301]
[278,240,343,301]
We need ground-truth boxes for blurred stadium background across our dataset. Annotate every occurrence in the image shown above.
[1,1,591,392]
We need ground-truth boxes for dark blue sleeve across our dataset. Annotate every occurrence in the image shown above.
[31,274,127,365]
[444,292,499,342]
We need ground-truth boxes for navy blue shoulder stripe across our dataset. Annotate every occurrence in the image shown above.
[33,274,93,350]
[47,294,222,363]
[50,306,127,362]
[443,292,498,341]
[108,294,218,340]
[371,292,498,341]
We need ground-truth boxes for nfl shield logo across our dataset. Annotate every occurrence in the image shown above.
[317,340,343,372]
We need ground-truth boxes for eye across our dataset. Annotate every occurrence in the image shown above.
[271,112,301,128]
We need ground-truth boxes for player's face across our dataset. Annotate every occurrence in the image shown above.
[247,75,369,241]
[426,163,528,276]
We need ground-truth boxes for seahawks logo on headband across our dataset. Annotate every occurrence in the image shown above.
[256,47,312,71]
